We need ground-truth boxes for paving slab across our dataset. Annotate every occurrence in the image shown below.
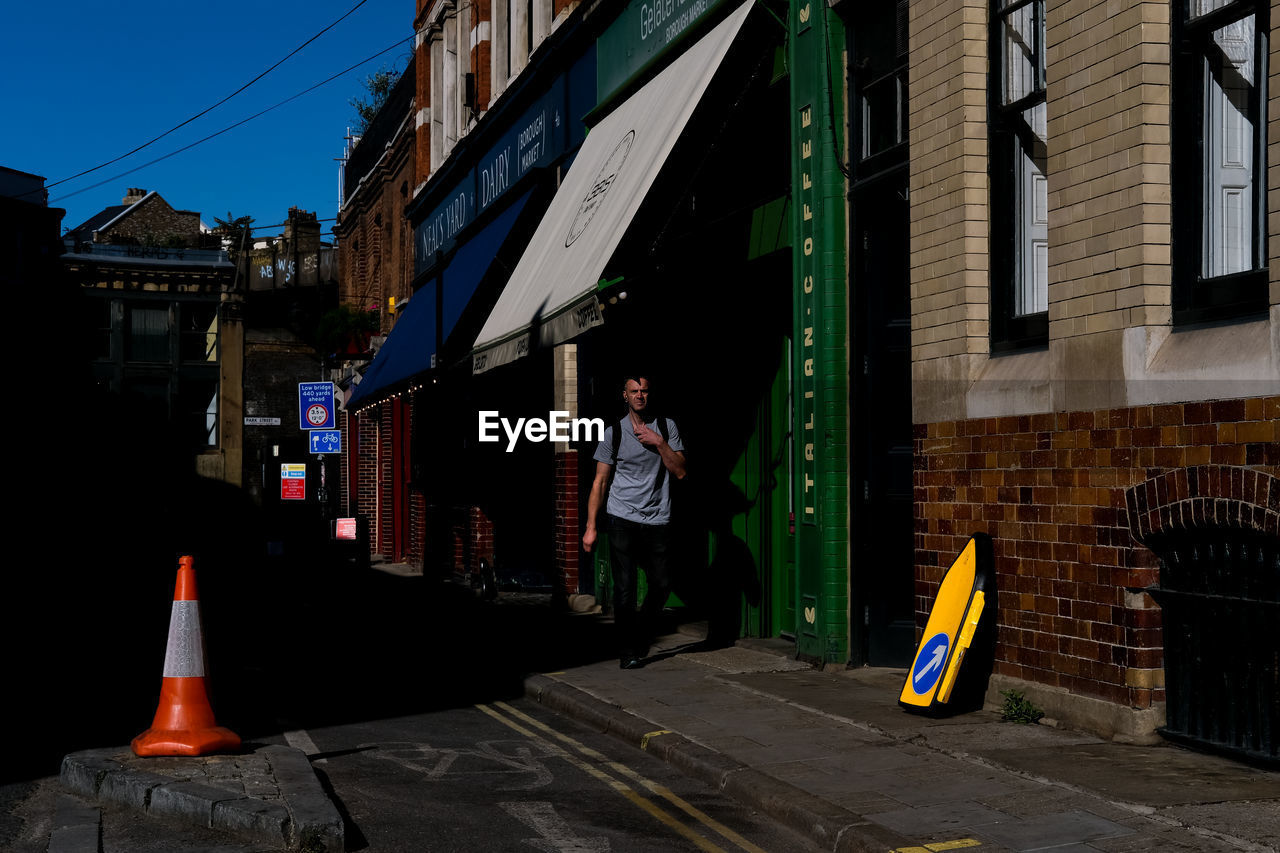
[863,800,1012,835]
[973,810,1135,851]
[526,627,1280,853]
[46,796,100,853]
[974,742,1280,807]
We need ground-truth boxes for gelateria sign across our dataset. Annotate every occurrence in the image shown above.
[597,0,732,104]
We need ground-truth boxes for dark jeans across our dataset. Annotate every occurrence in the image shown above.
[608,517,672,660]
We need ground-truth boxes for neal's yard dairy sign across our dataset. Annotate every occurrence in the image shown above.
[597,0,731,104]
[415,189,474,269]
[477,79,567,215]
[414,81,569,277]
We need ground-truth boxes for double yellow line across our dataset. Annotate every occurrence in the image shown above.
[477,701,770,853]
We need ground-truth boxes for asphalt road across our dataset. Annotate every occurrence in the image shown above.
[3,564,820,852]
[3,690,822,853]
[290,697,822,852]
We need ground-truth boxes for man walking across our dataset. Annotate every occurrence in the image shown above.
[583,375,687,669]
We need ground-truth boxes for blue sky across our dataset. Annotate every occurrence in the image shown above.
[2,0,411,241]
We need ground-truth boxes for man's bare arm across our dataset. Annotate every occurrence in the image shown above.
[583,460,613,552]
[657,443,686,480]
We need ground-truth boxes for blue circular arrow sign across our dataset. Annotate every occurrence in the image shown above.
[911,632,950,695]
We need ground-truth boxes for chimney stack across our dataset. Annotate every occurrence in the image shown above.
[123,187,148,205]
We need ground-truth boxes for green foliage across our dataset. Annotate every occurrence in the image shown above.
[349,67,402,135]
[213,212,255,259]
[1000,689,1045,724]
[317,304,381,358]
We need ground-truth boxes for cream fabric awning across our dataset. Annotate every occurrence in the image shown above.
[471,0,753,374]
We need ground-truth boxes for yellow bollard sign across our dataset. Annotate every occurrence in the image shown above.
[899,533,995,712]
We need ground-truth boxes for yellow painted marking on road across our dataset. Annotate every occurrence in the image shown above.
[892,841,982,853]
[494,702,769,853]
[641,729,673,750]
[476,704,728,853]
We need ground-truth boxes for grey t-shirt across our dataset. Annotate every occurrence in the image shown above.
[593,416,684,525]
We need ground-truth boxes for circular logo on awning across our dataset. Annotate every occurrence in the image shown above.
[565,130,635,247]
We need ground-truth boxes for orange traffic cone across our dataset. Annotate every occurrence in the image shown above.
[132,556,240,757]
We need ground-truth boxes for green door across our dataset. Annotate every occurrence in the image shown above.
[727,341,794,639]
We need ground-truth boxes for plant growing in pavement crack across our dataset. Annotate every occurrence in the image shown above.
[1000,689,1045,724]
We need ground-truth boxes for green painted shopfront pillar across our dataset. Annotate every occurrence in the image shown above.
[789,0,849,664]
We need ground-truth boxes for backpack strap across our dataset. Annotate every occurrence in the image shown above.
[610,416,671,484]
[654,418,669,490]
[610,416,624,465]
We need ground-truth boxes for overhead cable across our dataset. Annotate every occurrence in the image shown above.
[46,0,372,190]
[51,35,413,204]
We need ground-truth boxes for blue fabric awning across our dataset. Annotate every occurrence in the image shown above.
[346,284,436,408]
[347,187,535,408]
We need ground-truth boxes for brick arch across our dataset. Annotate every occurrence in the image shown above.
[1124,465,1279,546]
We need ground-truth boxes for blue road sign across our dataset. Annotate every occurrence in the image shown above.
[911,632,950,696]
[299,382,335,430]
[310,430,342,455]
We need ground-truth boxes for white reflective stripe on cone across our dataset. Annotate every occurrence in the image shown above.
[162,600,207,678]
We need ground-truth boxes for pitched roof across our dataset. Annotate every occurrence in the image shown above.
[65,205,130,246]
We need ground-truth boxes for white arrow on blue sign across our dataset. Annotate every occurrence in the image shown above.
[911,632,950,695]
[309,430,341,454]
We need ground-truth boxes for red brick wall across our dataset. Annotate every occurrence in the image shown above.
[473,506,495,566]
[472,0,492,108]
[415,36,432,176]
[554,450,581,595]
[357,411,380,557]
[334,84,415,323]
[915,395,1279,709]
[340,411,351,517]
[1127,465,1280,542]
[450,506,496,575]
[407,394,425,569]
[379,401,394,558]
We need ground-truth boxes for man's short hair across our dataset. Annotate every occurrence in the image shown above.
[620,372,652,389]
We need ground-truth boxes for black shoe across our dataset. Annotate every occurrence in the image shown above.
[620,657,643,670]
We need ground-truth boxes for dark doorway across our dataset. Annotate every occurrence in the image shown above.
[849,0,915,666]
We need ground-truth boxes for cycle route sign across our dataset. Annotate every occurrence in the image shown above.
[310,430,342,455]
[299,382,335,430]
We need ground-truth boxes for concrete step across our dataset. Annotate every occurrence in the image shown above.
[46,795,99,853]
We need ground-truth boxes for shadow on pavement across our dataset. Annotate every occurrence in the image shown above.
[6,473,620,785]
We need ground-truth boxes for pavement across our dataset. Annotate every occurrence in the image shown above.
[56,744,342,853]
[46,607,1280,853]
[525,624,1280,853]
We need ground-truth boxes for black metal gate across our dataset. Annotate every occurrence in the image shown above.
[1147,530,1279,766]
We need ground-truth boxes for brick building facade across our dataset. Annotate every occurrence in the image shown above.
[905,0,1276,744]
[63,188,244,486]
[66,188,206,249]
[413,0,581,185]
[336,58,417,328]
[342,0,586,575]
[335,56,420,562]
